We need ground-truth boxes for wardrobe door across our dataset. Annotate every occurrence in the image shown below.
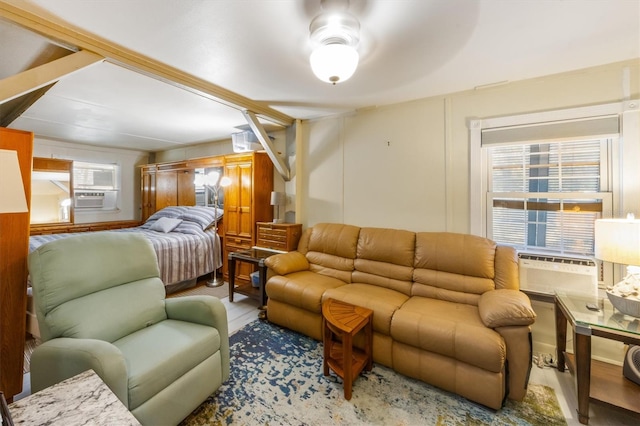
[0,128,33,399]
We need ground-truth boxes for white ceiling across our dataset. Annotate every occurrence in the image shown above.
[1,0,639,152]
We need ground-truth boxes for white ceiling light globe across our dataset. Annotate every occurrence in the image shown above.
[310,43,359,85]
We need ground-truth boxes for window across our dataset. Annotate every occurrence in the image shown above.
[487,138,613,257]
[73,161,118,190]
[73,161,120,211]
[470,104,626,258]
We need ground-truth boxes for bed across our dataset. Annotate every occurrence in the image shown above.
[29,206,224,291]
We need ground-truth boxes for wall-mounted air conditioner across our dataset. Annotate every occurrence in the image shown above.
[518,253,598,299]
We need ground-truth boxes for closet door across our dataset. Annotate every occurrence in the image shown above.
[0,128,33,399]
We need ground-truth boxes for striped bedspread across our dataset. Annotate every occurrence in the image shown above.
[29,227,222,286]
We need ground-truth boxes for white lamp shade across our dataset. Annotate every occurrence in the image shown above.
[595,218,640,266]
[310,43,359,84]
[270,191,285,206]
[0,149,28,213]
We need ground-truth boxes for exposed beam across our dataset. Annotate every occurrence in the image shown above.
[0,1,294,127]
[0,49,103,104]
[0,83,55,127]
[243,110,291,181]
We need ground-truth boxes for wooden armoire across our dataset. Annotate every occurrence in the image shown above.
[140,151,273,283]
[0,128,33,400]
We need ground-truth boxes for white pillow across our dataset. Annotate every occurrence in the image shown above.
[150,217,183,233]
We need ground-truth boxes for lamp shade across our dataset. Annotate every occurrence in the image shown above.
[594,217,640,266]
[0,149,28,213]
[270,191,285,206]
[310,43,359,84]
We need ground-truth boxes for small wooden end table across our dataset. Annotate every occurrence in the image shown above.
[322,298,373,400]
[228,248,276,307]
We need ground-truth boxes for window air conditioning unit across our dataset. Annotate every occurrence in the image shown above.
[231,131,264,153]
[518,253,598,299]
[74,191,105,209]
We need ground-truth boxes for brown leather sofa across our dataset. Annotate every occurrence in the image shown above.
[265,223,536,410]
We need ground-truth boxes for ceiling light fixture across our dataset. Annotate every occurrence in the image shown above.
[309,0,360,85]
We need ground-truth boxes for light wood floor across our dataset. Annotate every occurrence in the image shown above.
[17,293,639,425]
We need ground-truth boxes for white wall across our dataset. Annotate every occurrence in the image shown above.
[33,138,149,222]
[299,59,640,233]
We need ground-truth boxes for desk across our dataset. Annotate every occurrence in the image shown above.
[9,369,140,425]
[555,292,640,424]
[228,248,277,307]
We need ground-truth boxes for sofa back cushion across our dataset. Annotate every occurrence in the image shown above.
[353,227,415,295]
[28,232,167,342]
[412,232,498,305]
[305,223,361,282]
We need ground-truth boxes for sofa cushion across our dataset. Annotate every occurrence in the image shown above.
[266,271,346,313]
[303,223,360,282]
[113,319,220,410]
[412,232,497,304]
[322,284,409,335]
[414,232,497,279]
[353,227,415,295]
[478,289,537,328]
[391,297,506,373]
[308,223,361,258]
[265,251,310,276]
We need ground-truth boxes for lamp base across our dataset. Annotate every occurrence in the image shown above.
[206,276,225,288]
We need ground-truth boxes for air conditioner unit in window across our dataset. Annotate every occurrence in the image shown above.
[231,131,263,153]
[518,253,598,299]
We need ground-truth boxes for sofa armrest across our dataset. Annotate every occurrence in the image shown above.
[478,289,536,328]
[265,251,310,275]
[30,338,129,407]
[165,296,230,381]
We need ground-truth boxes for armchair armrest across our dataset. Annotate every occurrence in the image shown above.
[165,296,230,381]
[30,338,128,407]
[265,251,310,275]
[478,289,536,328]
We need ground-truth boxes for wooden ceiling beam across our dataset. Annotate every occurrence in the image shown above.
[0,1,294,127]
[0,49,103,104]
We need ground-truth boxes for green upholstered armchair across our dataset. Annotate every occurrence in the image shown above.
[28,232,229,426]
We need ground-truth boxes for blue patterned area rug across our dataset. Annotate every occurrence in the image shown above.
[181,320,566,426]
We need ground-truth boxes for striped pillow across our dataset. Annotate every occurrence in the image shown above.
[180,206,223,230]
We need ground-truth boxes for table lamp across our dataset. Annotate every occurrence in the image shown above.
[595,214,640,317]
[270,191,285,224]
[0,149,28,214]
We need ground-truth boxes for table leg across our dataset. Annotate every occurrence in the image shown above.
[323,319,330,377]
[555,300,567,372]
[258,263,267,307]
[343,333,354,400]
[575,331,592,424]
[228,256,236,302]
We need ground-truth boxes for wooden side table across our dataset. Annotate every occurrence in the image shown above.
[322,298,373,400]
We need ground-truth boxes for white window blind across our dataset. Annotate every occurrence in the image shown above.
[485,135,614,257]
[73,162,119,190]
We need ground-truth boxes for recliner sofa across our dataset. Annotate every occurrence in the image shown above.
[28,232,229,426]
[265,223,536,409]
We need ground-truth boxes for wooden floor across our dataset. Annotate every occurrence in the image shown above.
[16,292,640,425]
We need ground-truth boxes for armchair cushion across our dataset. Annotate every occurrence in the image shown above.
[478,289,536,328]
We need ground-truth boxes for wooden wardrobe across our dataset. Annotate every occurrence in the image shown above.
[0,128,33,400]
[141,151,273,284]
